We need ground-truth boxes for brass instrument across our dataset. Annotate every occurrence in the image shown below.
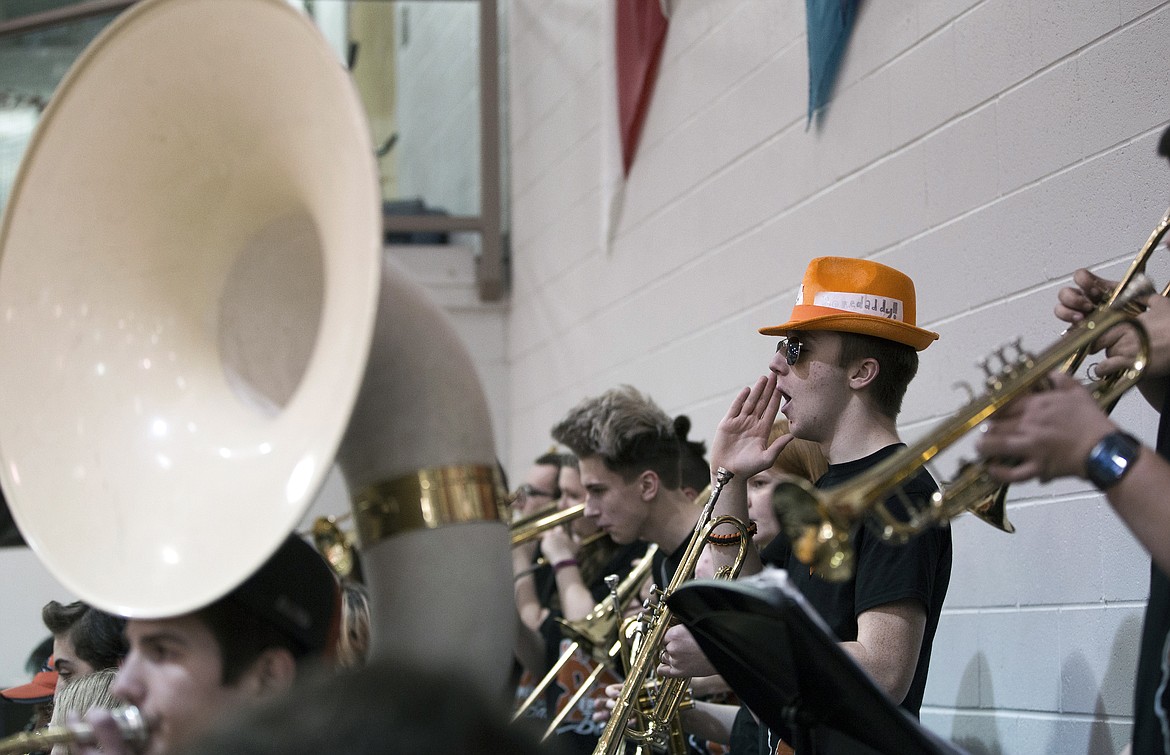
[511,544,659,728]
[938,203,1170,532]
[0,706,147,754]
[593,468,752,755]
[511,503,586,546]
[773,274,1155,581]
[1057,203,1170,375]
[0,0,513,702]
[309,513,357,578]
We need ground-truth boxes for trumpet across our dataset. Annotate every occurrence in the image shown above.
[1058,202,1170,376]
[941,203,1170,532]
[593,468,753,755]
[511,503,586,546]
[772,273,1155,581]
[511,545,659,729]
[0,706,148,754]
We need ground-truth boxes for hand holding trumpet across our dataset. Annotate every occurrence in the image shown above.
[976,372,1120,485]
[1056,268,1170,386]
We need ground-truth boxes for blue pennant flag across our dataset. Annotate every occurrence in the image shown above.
[806,0,860,125]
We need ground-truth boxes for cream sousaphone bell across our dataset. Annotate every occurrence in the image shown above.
[0,0,511,693]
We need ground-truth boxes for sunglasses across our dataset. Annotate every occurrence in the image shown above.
[776,336,803,366]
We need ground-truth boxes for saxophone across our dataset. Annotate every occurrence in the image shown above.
[592,468,752,755]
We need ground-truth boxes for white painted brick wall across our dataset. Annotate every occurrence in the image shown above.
[394,2,481,216]
[506,0,1170,751]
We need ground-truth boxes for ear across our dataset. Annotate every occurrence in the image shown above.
[639,470,660,502]
[847,356,880,390]
[239,647,297,700]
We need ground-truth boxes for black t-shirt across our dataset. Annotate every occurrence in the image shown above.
[737,444,952,753]
[653,535,692,590]
[1131,392,1170,754]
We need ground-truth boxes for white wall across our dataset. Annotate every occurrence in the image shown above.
[394,1,482,216]
[505,0,1170,752]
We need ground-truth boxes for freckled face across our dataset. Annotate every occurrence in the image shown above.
[578,457,648,545]
[769,331,851,444]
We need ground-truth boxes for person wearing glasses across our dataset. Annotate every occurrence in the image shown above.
[512,451,565,677]
[510,451,564,523]
[513,449,650,754]
[661,256,953,754]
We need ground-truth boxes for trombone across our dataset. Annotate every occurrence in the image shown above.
[511,503,586,546]
[512,545,659,733]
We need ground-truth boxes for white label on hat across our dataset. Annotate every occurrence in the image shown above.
[813,291,903,321]
[795,284,805,305]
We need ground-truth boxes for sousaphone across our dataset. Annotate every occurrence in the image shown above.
[0,0,511,691]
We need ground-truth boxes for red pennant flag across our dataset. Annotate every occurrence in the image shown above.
[615,0,669,176]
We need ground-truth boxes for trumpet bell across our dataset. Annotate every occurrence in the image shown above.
[0,0,380,616]
[771,476,852,580]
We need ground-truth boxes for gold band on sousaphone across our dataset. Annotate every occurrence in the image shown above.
[355,464,505,543]
[0,5,511,751]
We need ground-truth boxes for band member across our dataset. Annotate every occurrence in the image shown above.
[177,658,557,755]
[977,129,1170,755]
[664,256,953,753]
[513,452,648,753]
[551,385,705,593]
[41,601,127,695]
[74,534,339,755]
[531,390,703,751]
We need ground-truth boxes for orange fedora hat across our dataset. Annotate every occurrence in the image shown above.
[759,256,939,351]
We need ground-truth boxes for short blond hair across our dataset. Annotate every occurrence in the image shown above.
[49,667,119,728]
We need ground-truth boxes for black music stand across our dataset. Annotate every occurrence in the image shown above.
[667,569,965,755]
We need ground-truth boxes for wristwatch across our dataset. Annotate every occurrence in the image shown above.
[1084,431,1142,490]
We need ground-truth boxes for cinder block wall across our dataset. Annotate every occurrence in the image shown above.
[505,1,1170,752]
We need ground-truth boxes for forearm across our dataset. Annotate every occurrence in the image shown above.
[708,477,762,576]
[553,565,597,620]
[689,674,731,698]
[513,615,547,677]
[678,700,740,744]
[513,573,546,632]
[1104,447,1170,575]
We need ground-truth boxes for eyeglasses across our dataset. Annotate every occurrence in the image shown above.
[514,484,560,502]
[776,336,802,366]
